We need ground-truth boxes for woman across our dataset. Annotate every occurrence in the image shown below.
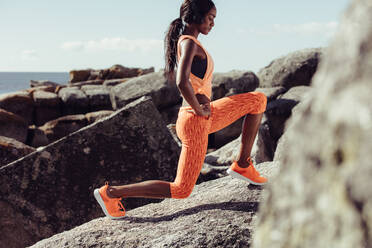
[94,0,267,220]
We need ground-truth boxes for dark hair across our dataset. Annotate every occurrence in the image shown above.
[163,0,215,81]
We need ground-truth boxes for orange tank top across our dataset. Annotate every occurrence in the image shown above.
[177,35,214,100]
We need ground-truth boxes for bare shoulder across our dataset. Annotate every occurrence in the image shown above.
[179,38,198,58]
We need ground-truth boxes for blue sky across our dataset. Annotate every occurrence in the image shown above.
[0,0,350,73]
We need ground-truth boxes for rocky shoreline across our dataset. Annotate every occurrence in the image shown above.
[0,47,320,248]
[0,49,320,169]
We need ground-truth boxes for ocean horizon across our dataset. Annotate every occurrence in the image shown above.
[0,72,70,95]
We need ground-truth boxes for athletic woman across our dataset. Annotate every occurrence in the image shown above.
[94,0,267,219]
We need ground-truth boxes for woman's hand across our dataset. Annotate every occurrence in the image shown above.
[187,102,211,118]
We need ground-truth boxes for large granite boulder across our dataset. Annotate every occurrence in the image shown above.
[0,96,180,248]
[253,1,372,247]
[39,114,88,143]
[58,87,89,115]
[69,65,154,83]
[30,80,61,88]
[27,125,49,148]
[0,91,34,125]
[29,85,60,94]
[0,109,28,143]
[30,161,280,248]
[277,85,311,102]
[0,136,36,167]
[264,86,311,147]
[251,119,275,163]
[159,103,182,124]
[69,69,91,83]
[111,71,181,110]
[258,48,322,89]
[272,99,310,163]
[36,111,114,145]
[105,64,154,79]
[211,70,259,100]
[81,85,112,111]
[87,69,108,81]
[32,90,62,126]
[254,86,287,102]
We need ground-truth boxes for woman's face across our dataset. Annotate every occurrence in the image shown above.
[198,6,216,35]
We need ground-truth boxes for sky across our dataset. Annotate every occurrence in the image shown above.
[0,0,351,74]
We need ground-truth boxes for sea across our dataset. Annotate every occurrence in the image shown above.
[0,72,70,95]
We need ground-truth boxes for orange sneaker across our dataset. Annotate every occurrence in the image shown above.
[227,157,267,185]
[93,182,126,219]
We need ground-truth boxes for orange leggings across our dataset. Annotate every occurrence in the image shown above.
[170,91,267,198]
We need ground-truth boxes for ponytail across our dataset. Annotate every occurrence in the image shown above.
[163,17,184,81]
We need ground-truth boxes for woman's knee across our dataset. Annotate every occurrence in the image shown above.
[169,182,194,199]
[252,91,267,114]
[255,91,267,104]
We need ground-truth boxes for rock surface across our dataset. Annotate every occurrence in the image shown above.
[0,96,181,248]
[253,1,372,247]
[81,85,112,111]
[69,65,154,83]
[257,48,322,89]
[111,71,181,110]
[254,87,287,102]
[264,86,311,142]
[277,85,311,102]
[0,136,36,167]
[39,114,88,143]
[31,161,280,248]
[0,109,28,143]
[30,80,61,88]
[211,70,259,100]
[32,90,62,126]
[58,87,89,115]
[0,91,34,125]
[27,125,49,148]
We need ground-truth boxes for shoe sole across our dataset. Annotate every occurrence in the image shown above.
[93,189,125,220]
[227,169,267,185]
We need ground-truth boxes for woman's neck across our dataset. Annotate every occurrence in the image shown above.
[183,25,199,39]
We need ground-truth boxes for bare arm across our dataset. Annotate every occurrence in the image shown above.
[176,39,206,115]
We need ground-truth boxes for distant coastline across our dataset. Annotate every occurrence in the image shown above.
[0,72,69,95]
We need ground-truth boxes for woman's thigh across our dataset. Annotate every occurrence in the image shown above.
[208,91,267,134]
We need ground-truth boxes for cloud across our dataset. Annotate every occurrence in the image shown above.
[61,41,84,51]
[242,21,339,38]
[273,21,338,37]
[21,50,38,61]
[61,37,163,53]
